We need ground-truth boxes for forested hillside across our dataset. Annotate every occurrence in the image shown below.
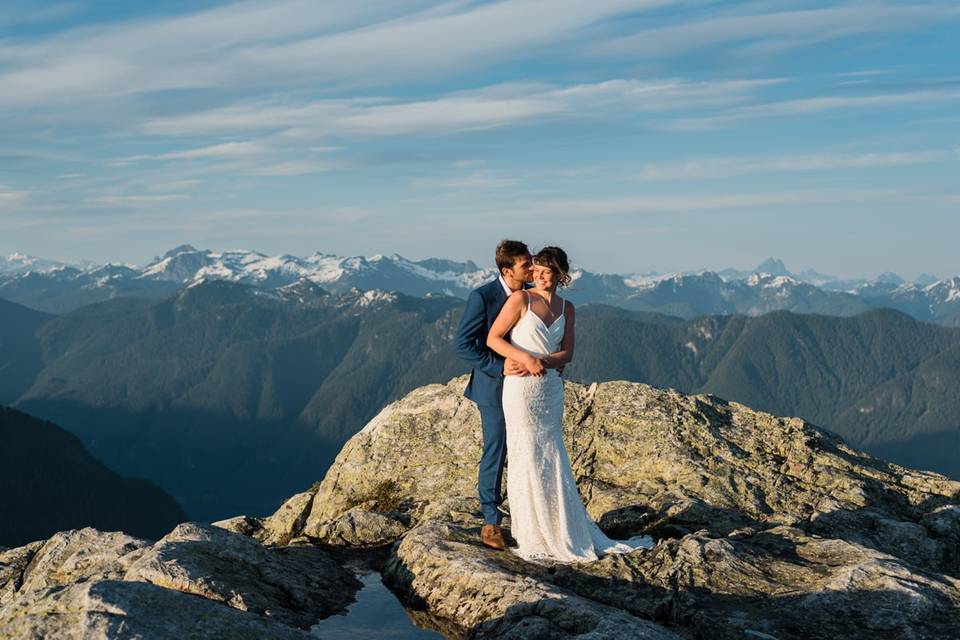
[3,286,958,521]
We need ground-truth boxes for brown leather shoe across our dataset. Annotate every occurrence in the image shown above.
[481,524,507,551]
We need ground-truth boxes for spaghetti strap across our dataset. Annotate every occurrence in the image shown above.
[561,298,565,314]
[525,290,531,310]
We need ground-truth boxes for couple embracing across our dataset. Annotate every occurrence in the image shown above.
[454,240,652,563]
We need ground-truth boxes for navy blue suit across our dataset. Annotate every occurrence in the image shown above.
[454,278,511,524]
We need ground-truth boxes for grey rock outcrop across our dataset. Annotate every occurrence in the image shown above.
[0,579,313,640]
[0,523,360,639]
[123,522,360,627]
[0,542,43,606]
[385,520,683,639]
[258,376,960,639]
[0,529,150,608]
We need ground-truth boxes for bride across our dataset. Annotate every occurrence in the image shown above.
[486,246,652,563]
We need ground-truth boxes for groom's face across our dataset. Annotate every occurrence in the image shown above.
[504,254,533,284]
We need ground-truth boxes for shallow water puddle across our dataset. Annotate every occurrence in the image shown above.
[310,571,444,638]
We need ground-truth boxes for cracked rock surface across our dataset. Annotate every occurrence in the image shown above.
[0,523,360,639]
[123,522,360,627]
[0,579,313,640]
[262,376,960,639]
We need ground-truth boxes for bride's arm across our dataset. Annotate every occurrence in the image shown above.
[487,291,544,375]
[543,302,575,369]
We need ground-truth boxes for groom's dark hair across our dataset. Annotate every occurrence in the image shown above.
[495,239,530,273]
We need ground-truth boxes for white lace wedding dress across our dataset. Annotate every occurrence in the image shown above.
[502,294,653,563]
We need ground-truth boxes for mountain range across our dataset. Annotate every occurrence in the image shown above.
[2,246,958,326]
[3,282,467,520]
[2,281,958,522]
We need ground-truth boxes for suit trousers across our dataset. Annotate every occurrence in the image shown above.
[477,403,507,525]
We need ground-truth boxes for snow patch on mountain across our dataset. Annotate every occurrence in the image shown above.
[924,277,960,303]
[1,252,87,274]
[623,272,675,289]
[356,290,398,307]
[387,254,493,288]
[744,273,801,290]
[694,323,714,340]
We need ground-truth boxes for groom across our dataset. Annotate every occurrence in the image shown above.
[454,239,532,550]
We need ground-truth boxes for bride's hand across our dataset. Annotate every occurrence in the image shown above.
[524,355,545,377]
[504,358,529,377]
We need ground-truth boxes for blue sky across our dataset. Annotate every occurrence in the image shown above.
[1,0,958,278]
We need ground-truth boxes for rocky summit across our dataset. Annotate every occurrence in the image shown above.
[2,376,959,639]
[247,377,960,639]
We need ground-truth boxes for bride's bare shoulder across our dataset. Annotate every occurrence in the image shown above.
[504,289,529,311]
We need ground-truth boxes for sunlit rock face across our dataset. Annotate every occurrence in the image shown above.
[0,524,360,639]
[261,376,960,639]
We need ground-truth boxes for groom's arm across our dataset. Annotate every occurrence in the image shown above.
[454,289,504,377]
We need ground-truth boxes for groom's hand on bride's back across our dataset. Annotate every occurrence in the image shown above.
[504,358,529,377]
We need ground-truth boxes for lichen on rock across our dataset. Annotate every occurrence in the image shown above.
[262,376,960,639]
[0,523,361,639]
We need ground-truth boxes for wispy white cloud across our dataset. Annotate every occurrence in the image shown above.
[831,69,895,79]
[145,179,204,193]
[411,172,519,190]
[112,141,269,166]
[124,141,268,162]
[0,1,428,96]
[636,150,956,181]
[239,0,673,84]
[141,77,782,138]
[0,0,671,108]
[662,87,960,130]
[0,185,29,208]
[89,193,191,207]
[244,160,348,177]
[110,139,346,179]
[593,3,960,58]
[517,189,960,216]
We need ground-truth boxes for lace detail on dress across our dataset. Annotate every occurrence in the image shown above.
[502,299,652,563]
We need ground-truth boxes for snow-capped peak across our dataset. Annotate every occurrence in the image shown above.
[357,289,398,306]
[0,251,83,274]
[745,273,800,289]
[923,276,960,303]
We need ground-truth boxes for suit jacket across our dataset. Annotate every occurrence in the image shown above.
[453,278,511,407]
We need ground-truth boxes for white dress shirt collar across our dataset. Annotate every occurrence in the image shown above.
[498,274,514,297]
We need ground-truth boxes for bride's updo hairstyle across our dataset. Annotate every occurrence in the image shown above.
[533,246,572,288]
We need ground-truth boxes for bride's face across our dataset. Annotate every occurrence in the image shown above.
[532,264,557,291]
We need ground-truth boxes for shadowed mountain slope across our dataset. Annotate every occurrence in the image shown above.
[0,406,186,548]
